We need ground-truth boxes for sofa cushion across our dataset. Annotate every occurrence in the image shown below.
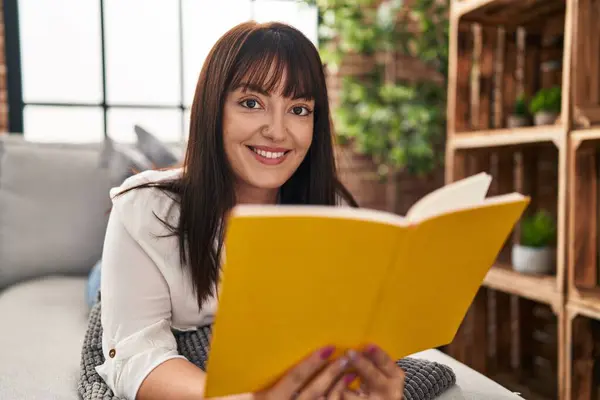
[134,124,180,167]
[99,135,154,187]
[0,276,88,400]
[0,135,113,289]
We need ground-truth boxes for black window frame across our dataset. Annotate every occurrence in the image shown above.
[4,0,313,139]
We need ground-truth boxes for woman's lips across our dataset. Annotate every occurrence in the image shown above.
[247,145,291,165]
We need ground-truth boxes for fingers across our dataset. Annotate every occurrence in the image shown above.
[296,355,351,400]
[362,344,402,379]
[339,391,364,400]
[346,350,386,391]
[319,372,356,400]
[269,346,336,397]
[347,346,405,400]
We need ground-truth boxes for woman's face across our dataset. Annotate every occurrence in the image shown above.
[222,74,315,200]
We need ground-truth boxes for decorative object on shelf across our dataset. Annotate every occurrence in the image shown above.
[528,86,562,126]
[506,93,530,128]
[512,209,557,275]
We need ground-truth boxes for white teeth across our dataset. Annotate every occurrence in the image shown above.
[251,147,286,159]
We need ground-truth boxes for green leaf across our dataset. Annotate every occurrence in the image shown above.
[519,210,557,247]
[302,0,449,176]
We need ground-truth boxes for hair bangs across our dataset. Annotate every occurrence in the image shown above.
[228,27,318,101]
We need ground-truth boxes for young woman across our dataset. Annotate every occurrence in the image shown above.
[95,21,405,400]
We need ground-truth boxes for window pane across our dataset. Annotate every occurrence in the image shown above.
[183,107,191,139]
[23,106,104,143]
[182,0,252,107]
[253,0,318,45]
[18,0,103,104]
[107,108,183,143]
[104,0,180,106]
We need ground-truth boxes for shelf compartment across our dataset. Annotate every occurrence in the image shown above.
[445,290,561,399]
[449,144,563,296]
[453,0,566,26]
[572,0,600,129]
[565,304,600,400]
[448,10,567,140]
[568,138,600,308]
[484,263,561,312]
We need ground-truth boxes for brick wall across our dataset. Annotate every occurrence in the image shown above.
[0,3,7,133]
[328,57,445,215]
[335,141,445,214]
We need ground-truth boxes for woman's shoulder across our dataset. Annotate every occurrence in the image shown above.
[109,167,183,237]
[110,167,183,195]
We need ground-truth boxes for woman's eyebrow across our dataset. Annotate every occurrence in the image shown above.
[235,82,314,101]
[236,83,271,97]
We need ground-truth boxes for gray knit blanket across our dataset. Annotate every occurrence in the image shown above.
[79,301,456,400]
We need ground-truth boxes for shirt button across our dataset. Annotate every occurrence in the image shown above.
[109,349,116,358]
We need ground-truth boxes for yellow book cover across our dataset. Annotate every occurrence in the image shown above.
[204,172,530,397]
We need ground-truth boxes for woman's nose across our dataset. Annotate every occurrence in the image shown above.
[261,113,287,142]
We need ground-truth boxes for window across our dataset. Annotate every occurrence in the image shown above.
[5,0,318,143]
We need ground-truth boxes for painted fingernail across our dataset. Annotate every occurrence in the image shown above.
[365,344,378,355]
[319,346,335,359]
[338,357,349,368]
[347,349,358,360]
[344,373,357,384]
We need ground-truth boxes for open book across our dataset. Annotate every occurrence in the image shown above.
[204,172,529,397]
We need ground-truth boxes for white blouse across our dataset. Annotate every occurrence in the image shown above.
[95,167,349,399]
[95,168,218,399]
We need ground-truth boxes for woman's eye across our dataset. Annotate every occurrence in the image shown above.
[291,106,311,116]
[241,99,261,109]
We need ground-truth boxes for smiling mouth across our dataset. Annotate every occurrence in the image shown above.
[246,145,291,165]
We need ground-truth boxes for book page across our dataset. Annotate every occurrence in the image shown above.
[405,172,492,222]
[231,204,409,226]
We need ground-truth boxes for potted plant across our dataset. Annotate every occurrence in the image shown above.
[511,210,557,275]
[529,86,561,126]
[507,93,530,128]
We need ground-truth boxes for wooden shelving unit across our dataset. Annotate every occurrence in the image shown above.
[566,128,600,399]
[484,262,561,311]
[571,0,600,130]
[451,125,562,149]
[565,0,600,398]
[565,303,600,399]
[444,0,575,398]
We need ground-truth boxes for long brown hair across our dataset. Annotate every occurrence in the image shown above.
[119,21,357,310]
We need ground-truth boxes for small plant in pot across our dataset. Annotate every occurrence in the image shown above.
[512,210,557,275]
[529,86,561,126]
[507,93,530,128]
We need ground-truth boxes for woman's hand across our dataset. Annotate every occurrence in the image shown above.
[253,345,354,399]
[334,344,405,400]
[251,344,405,400]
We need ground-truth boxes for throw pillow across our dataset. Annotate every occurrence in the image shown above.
[134,124,180,167]
[99,136,154,187]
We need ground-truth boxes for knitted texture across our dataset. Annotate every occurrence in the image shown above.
[79,301,456,400]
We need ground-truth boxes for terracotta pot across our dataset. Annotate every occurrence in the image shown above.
[511,244,555,275]
[506,115,529,128]
[534,111,558,126]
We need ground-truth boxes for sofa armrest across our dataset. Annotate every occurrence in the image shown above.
[0,136,112,290]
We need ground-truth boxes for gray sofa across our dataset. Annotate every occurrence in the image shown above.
[0,134,523,400]
[0,132,184,400]
[0,135,113,400]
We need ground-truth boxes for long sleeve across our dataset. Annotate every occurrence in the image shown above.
[95,189,187,399]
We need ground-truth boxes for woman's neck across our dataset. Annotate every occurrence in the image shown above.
[235,183,279,205]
